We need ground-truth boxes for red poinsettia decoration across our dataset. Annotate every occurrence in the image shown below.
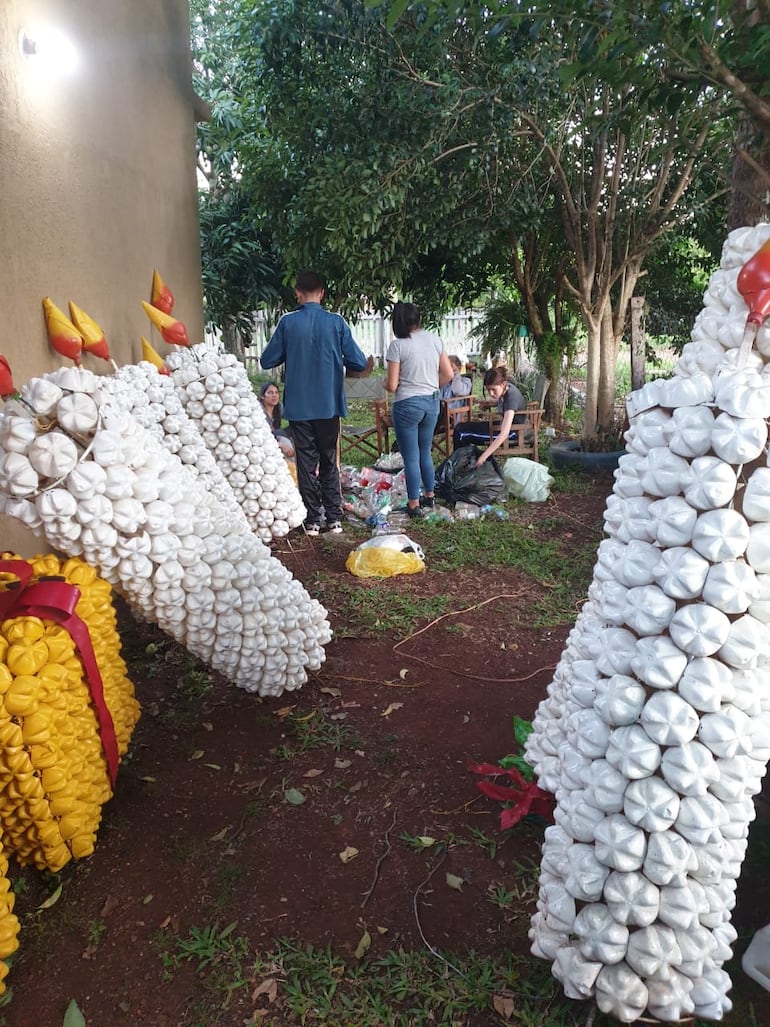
[467,760,554,830]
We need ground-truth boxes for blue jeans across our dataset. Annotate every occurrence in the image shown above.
[391,394,440,501]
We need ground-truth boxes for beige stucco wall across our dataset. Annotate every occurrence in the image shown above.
[0,0,204,555]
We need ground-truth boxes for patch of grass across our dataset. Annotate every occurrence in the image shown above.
[275,709,360,758]
[398,832,440,852]
[166,834,205,864]
[486,883,517,909]
[252,939,590,1026]
[415,519,595,626]
[153,921,251,1021]
[214,862,246,910]
[466,826,501,860]
[86,918,107,950]
[151,927,760,1027]
[371,732,399,770]
[547,465,593,494]
[322,577,451,637]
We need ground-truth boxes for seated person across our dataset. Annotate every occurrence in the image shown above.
[258,381,295,457]
[440,355,472,401]
[437,355,473,432]
[453,365,526,465]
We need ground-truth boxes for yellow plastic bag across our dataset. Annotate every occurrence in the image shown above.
[345,535,425,578]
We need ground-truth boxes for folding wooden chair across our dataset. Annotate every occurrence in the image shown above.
[339,377,388,462]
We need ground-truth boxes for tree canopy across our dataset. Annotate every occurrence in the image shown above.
[190,0,765,436]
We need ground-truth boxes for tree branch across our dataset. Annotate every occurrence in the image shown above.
[697,37,770,128]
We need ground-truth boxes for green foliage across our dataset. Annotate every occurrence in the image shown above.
[323,578,451,637]
[276,709,359,757]
[198,188,287,335]
[191,0,751,438]
[415,518,596,626]
[498,716,535,782]
[643,231,721,351]
[469,296,528,367]
[252,938,592,1026]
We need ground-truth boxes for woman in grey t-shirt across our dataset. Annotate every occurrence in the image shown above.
[386,302,453,518]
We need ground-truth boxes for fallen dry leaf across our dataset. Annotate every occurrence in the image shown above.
[399,668,409,679]
[334,758,352,769]
[446,873,464,891]
[252,978,278,1003]
[493,993,516,1020]
[320,686,342,698]
[274,705,296,719]
[354,929,371,959]
[210,827,229,842]
[100,895,119,918]
[303,768,324,778]
[381,702,404,717]
[37,884,63,910]
[339,845,359,864]
[189,750,204,761]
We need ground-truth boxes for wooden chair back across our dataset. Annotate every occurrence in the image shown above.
[487,401,543,462]
[433,394,474,460]
[340,377,388,461]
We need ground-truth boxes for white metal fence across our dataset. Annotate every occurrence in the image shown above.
[237,309,482,377]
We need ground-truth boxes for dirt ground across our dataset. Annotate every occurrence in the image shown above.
[4,474,770,1027]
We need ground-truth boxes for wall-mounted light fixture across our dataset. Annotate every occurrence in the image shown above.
[19,31,38,58]
[18,26,79,75]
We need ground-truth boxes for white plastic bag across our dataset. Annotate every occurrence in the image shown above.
[503,458,554,502]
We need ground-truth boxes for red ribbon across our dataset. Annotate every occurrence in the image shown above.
[0,559,119,786]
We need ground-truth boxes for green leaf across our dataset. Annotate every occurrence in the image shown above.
[284,787,306,806]
[512,715,533,750]
[354,929,372,959]
[37,883,63,911]
[63,999,86,1027]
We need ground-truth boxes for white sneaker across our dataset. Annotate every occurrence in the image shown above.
[304,523,321,537]
[327,521,343,534]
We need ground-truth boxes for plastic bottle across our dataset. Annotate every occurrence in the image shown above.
[742,922,770,992]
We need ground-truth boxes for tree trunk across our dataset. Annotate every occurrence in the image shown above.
[597,306,620,431]
[581,315,602,443]
[728,113,770,230]
[221,323,244,360]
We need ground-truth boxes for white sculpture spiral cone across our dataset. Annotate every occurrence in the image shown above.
[165,342,306,541]
[0,368,331,697]
[526,223,770,1023]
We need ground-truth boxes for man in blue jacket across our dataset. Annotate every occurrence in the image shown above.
[260,270,372,536]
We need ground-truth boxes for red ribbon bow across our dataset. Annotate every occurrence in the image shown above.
[0,559,119,786]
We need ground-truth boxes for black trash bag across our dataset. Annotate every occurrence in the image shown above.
[434,447,506,506]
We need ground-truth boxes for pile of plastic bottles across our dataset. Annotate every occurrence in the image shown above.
[341,467,408,531]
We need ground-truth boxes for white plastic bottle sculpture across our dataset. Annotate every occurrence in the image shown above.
[0,368,331,697]
[165,342,306,541]
[526,223,770,1023]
